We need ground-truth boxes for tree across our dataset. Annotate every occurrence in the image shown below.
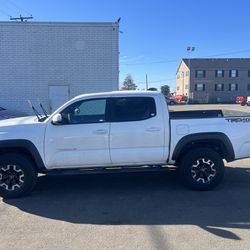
[122,74,137,90]
[161,85,170,96]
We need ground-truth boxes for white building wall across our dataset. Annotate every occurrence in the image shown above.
[176,60,189,96]
[0,21,119,114]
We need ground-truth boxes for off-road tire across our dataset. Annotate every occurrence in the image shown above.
[0,153,37,198]
[179,148,224,191]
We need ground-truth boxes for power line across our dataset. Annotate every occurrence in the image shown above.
[120,77,176,86]
[1,0,20,16]
[143,78,176,84]
[1,0,34,22]
[120,49,250,88]
[121,59,179,66]
[0,8,11,17]
[0,0,17,17]
[154,78,175,83]
[120,49,250,66]
[202,49,250,58]
[5,0,32,16]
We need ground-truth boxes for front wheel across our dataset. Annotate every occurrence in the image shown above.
[0,154,37,198]
[179,148,224,190]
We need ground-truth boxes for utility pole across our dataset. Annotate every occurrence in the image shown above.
[146,74,148,90]
[10,15,33,22]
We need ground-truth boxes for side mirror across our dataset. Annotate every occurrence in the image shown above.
[51,114,63,125]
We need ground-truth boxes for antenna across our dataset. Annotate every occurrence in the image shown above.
[10,15,33,22]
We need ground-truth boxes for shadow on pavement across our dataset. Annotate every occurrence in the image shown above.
[4,166,250,240]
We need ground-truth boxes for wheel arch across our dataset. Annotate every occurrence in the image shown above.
[172,132,235,165]
[0,139,46,171]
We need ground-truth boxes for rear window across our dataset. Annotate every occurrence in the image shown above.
[111,97,156,122]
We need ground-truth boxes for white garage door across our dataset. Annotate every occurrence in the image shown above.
[49,85,69,112]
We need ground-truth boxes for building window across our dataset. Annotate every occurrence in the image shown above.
[248,84,250,91]
[229,83,238,91]
[177,86,180,91]
[195,83,205,91]
[215,84,224,91]
[185,84,188,90]
[186,71,189,76]
[195,70,206,78]
[177,74,180,79]
[229,70,238,78]
[215,70,224,77]
[248,70,250,77]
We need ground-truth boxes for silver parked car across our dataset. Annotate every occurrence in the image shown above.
[0,106,27,120]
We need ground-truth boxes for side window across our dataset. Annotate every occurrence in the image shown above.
[111,97,156,122]
[60,99,106,124]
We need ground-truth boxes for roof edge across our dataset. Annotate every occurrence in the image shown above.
[0,21,119,27]
[176,59,189,74]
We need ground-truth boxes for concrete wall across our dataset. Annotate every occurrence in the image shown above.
[0,21,119,114]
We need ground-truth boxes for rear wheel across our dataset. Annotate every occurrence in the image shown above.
[0,154,37,198]
[179,148,224,190]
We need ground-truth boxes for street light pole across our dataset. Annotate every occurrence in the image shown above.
[182,71,185,97]
[187,46,195,103]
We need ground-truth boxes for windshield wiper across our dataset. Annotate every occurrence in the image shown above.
[28,100,43,122]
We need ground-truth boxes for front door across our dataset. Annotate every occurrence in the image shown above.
[44,98,111,169]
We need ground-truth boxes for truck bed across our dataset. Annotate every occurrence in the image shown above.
[169,108,250,119]
[169,110,224,119]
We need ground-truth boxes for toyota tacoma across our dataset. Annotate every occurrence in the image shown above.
[0,91,248,198]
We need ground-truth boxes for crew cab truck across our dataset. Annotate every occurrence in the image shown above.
[0,91,248,198]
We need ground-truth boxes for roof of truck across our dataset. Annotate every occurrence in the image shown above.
[73,91,162,101]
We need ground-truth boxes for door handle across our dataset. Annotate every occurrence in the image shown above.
[146,127,161,132]
[93,129,108,134]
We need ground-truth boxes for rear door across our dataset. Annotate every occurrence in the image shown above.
[109,96,165,165]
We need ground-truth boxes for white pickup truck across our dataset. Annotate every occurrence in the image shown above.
[0,91,249,198]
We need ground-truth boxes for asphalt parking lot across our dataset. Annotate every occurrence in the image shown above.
[1,104,250,250]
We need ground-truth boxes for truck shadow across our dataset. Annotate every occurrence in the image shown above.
[3,166,250,240]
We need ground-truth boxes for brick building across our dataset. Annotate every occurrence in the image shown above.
[176,58,250,103]
[0,21,119,114]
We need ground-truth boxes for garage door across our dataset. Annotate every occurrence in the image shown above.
[49,85,69,112]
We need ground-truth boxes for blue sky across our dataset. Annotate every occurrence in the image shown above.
[1,0,250,90]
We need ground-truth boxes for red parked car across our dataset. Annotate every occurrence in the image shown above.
[172,95,188,103]
[236,96,246,104]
